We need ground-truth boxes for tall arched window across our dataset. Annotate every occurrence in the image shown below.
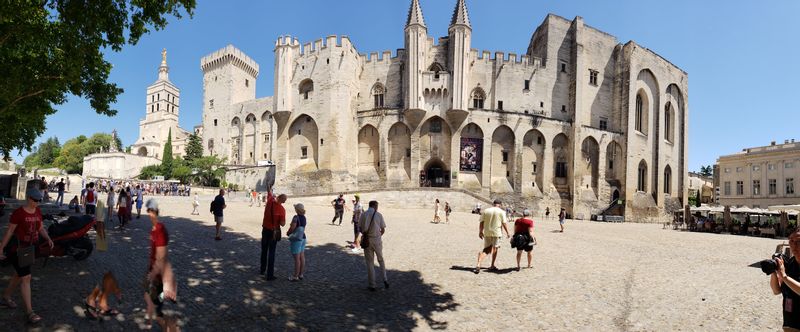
[372,83,385,109]
[299,79,314,100]
[665,102,674,143]
[429,63,445,79]
[664,165,672,194]
[471,88,485,109]
[638,160,647,192]
[635,94,643,133]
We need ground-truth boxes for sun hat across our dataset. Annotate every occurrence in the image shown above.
[145,198,159,211]
[26,187,43,201]
[294,203,305,214]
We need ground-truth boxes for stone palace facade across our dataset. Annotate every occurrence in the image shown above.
[197,0,689,221]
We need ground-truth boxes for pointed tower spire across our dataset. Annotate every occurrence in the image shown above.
[449,0,471,28]
[158,48,170,81]
[406,0,426,28]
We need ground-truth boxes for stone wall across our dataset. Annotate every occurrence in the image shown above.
[82,152,160,179]
[224,165,275,192]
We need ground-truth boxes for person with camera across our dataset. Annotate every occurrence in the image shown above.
[261,188,287,281]
[770,231,800,330]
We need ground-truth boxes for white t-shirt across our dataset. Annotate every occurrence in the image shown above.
[358,208,386,240]
[107,192,115,207]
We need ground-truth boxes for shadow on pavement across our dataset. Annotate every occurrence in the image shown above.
[0,211,459,330]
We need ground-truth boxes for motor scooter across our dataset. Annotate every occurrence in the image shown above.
[2,214,96,263]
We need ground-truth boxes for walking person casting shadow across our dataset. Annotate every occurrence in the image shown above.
[359,200,389,291]
[475,199,510,274]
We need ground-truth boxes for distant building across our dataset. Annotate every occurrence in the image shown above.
[716,139,800,208]
[688,172,713,204]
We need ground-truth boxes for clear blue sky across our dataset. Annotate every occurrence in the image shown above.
[14,0,800,172]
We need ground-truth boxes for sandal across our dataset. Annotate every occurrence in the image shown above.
[1,297,17,309]
[101,308,121,316]
[28,311,42,324]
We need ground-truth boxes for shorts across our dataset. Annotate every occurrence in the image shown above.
[214,216,224,224]
[8,252,32,277]
[559,219,565,225]
[353,222,361,236]
[290,238,306,255]
[86,204,96,215]
[136,200,143,209]
[483,236,501,249]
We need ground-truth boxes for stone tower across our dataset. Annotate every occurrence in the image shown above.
[200,45,260,158]
[132,49,182,159]
[448,0,471,111]
[404,0,427,111]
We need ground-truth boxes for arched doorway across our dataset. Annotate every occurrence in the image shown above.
[387,122,411,181]
[612,189,620,203]
[137,147,148,156]
[491,125,515,192]
[422,159,449,188]
[288,114,319,170]
[358,125,380,179]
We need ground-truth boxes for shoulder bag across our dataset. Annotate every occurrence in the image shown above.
[270,197,282,242]
[288,216,305,242]
[360,211,376,249]
[16,237,35,268]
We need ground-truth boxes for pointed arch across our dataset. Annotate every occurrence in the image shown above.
[580,136,600,193]
[552,133,570,189]
[388,122,411,181]
[244,113,257,164]
[605,140,623,181]
[664,165,673,195]
[471,87,486,109]
[371,83,385,109]
[358,124,380,177]
[260,111,273,161]
[420,116,452,187]
[637,160,648,192]
[491,125,515,192]
[299,79,314,100]
[288,114,319,170]
[428,62,445,79]
[523,129,545,192]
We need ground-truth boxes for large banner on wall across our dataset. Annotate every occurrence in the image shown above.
[459,138,483,172]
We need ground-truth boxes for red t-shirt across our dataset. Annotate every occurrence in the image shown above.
[10,207,42,247]
[149,223,169,271]
[514,218,534,234]
[262,192,285,230]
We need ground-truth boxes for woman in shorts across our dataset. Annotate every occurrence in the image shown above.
[351,195,363,252]
[287,203,307,281]
[512,209,536,271]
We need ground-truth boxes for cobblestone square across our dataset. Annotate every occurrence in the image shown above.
[0,194,784,330]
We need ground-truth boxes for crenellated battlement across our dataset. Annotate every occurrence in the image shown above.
[360,49,401,64]
[200,44,260,78]
[471,49,541,68]
[282,34,357,56]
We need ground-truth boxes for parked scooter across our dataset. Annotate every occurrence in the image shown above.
[39,214,96,262]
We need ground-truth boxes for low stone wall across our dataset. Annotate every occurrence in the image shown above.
[83,152,160,179]
[284,188,492,213]
[224,165,275,192]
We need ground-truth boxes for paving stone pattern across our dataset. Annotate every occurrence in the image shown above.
[0,194,786,331]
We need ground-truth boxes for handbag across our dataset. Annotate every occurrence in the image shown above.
[360,211,376,249]
[16,237,35,268]
[288,216,305,242]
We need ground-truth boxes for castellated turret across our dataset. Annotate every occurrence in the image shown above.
[200,45,260,157]
[272,34,363,193]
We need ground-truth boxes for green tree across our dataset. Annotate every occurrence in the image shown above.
[52,133,116,174]
[138,165,162,180]
[699,165,713,177]
[171,158,192,183]
[161,129,173,178]
[22,136,61,169]
[0,1,196,160]
[190,156,226,186]
[185,133,203,161]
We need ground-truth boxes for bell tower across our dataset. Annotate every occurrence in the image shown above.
[404,0,427,110]
[448,0,471,111]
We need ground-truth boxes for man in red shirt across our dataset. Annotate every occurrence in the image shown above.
[142,199,176,327]
[261,189,287,280]
[0,187,54,324]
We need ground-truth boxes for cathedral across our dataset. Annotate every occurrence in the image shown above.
[131,49,192,160]
[197,0,688,221]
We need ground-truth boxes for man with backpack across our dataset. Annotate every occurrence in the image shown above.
[83,182,98,215]
[210,189,226,241]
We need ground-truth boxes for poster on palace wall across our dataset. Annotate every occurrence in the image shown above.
[459,138,483,172]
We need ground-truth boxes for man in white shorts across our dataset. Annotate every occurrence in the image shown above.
[475,199,510,274]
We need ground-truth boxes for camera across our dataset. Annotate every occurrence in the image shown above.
[760,252,789,275]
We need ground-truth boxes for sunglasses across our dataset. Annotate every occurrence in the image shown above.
[31,198,41,203]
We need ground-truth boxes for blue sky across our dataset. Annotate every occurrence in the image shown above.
[15,0,800,172]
